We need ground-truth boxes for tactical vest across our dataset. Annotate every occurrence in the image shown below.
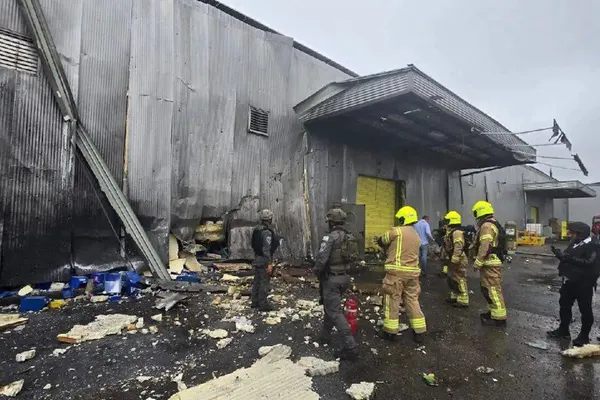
[328,227,350,274]
[251,225,278,257]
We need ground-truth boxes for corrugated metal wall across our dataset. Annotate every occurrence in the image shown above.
[306,130,449,253]
[0,0,358,284]
[453,165,563,228]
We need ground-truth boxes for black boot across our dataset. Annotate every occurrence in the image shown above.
[445,298,457,304]
[573,334,590,347]
[547,328,571,340]
[453,302,469,309]
[251,302,259,308]
[480,312,492,321]
[413,331,425,344]
[318,334,332,346]
[377,329,397,342]
[334,346,359,361]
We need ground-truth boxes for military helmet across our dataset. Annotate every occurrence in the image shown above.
[395,206,418,226]
[326,208,347,223]
[472,200,494,220]
[444,210,462,226]
[258,209,274,221]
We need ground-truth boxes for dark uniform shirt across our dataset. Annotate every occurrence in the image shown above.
[558,237,597,282]
[314,228,347,276]
[252,226,274,267]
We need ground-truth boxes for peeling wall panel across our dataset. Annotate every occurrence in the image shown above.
[72,0,133,271]
[127,0,174,263]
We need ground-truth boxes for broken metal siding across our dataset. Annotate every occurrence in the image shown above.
[72,0,133,271]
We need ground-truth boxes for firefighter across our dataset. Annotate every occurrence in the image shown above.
[547,222,597,347]
[443,211,469,307]
[313,208,359,361]
[471,201,507,326]
[251,209,279,312]
[377,205,426,344]
[440,219,449,277]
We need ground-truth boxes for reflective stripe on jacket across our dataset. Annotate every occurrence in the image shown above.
[380,226,421,274]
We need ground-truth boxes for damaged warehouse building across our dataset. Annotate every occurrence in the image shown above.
[0,0,595,286]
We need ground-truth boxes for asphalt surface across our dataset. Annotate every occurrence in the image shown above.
[1,247,600,399]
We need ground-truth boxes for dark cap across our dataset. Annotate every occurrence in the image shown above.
[567,222,591,237]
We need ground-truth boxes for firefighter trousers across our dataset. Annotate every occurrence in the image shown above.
[447,261,469,305]
[480,265,507,320]
[382,271,426,334]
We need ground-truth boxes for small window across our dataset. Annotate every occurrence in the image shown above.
[248,106,269,136]
[0,29,39,74]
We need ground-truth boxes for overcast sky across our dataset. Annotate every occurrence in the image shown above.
[222,0,599,182]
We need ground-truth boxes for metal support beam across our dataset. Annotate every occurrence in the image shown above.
[460,166,508,178]
[17,0,171,281]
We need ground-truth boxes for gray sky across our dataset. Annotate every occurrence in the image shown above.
[222,0,600,182]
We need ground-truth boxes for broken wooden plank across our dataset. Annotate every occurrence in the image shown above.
[0,314,29,331]
[157,281,228,293]
[212,263,252,272]
[57,314,138,344]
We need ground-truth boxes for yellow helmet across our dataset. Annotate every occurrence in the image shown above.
[472,200,494,219]
[395,205,418,226]
[444,210,462,226]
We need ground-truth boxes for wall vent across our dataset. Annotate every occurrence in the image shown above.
[248,106,269,136]
[0,29,39,74]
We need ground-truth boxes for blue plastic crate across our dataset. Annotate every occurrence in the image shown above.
[20,296,49,312]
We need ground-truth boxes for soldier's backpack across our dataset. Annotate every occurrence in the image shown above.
[340,231,360,264]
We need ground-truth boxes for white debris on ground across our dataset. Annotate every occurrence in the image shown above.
[297,357,339,377]
[476,366,495,374]
[526,340,550,350]
[15,349,36,362]
[172,373,188,391]
[561,344,600,358]
[397,323,410,333]
[136,318,145,329]
[52,348,69,357]
[56,314,139,344]
[216,338,233,349]
[90,295,109,303]
[229,316,254,333]
[151,314,163,322]
[0,379,24,397]
[43,384,52,390]
[169,345,318,400]
[346,382,376,400]
[136,376,153,383]
[258,345,278,357]
[203,329,228,339]
[264,316,281,325]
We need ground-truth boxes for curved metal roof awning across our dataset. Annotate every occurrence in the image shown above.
[523,181,596,199]
[294,65,537,170]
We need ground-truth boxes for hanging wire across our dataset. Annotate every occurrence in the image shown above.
[478,126,553,136]
[512,150,575,161]
[535,161,582,172]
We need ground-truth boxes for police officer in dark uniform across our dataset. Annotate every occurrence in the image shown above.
[547,222,598,347]
[314,208,359,361]
[251,209,279,312]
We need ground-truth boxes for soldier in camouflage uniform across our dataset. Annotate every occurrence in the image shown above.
[314,208,359,361]
[251,209,279,312]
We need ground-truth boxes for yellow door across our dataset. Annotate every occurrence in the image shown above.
[356,176,396,251]
[530,206,538,223]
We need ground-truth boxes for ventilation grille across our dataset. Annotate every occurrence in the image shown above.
[248,106,269,136]
[0,29,38,74]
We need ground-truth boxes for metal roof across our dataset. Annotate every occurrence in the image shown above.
[294,65,537,170]
[523,180,597,199]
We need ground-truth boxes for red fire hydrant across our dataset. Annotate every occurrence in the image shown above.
[344,296,359,336]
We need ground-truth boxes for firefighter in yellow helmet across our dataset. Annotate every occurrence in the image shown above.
[443,211,469,307]
[376,205,426,343]
[472,201,507,326]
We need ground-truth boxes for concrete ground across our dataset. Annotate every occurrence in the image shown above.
[1,246,600,399]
